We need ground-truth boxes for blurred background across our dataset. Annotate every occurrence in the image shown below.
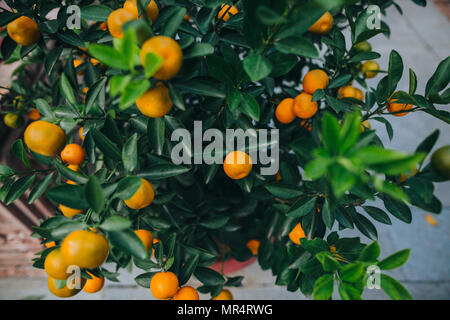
[0,0,449,299]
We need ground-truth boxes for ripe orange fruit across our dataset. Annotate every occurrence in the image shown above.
[275,172,282,182]
[150,271,180,299]
[387,95,413,117]
[140,36,183,80]
[338,86,364,101]
[135,229,153,251]
[173,286,200,300]
[124,0,159,23]
[67,164,79,172]
[60,230,109,269]
[124,178,155,209]
[44,248,70,280]
[83,272,105,294]
[48,276,85,298]
[246,239,260,255]
[107,8,137,39]
[329,245,337,253]
[73,59,83,69]
[59,204,83,219]
[223,151,252,180]
[217,4,239,22]
[431,146,450,180]
[27,108,41,121]
[78,127,85,141]
[66,180,77,185]
[136,82,173,118]
[99,22,108,31]
[308,12,333,35]
[293,93,318,119]
[361,61,380,78]
[184,14,191,21]
[24,120,66,157]
[302,69,329,95]
[212,289,233,300]
[90,58,100,66]
[45,241,56,248]
[61,144,85,165]
[3,113,23,128]
[275,98,296,124]
[7,16,40,46]
[289,222,306,245]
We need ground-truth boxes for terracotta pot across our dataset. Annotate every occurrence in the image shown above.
[210,257,256,274]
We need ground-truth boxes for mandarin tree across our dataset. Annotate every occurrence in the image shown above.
[0,0,449,300]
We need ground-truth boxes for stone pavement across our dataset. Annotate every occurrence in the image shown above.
[0,0,449,300]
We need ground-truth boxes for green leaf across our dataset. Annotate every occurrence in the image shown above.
[378,249,410,270]
[322,112,341,154]
[144,52,163,78]
[11,139,30,168]
[88,44,128,70]
[100,215,132,232]
[301,238,330,255]
[354,213,378,240]
[147,118,165,156]
[178,254,199,286]
[138,164,191,180]
[380,274,412,300]
[34,98,56,120]
[338,282,362,300]
[387,50,403,94]
[409,68,417,95]
[161,8,186,37]
[199,215,230,229]
[339,263,365,283]
[85,176,105,213]
[5,175,35,205]
[54,161,89,184]
[85,77,107,112]
[316,252,340,272]
[0,164,14,178]
[123,133,139,172]
[80,4,112,21]
[264,184,302,199]
[287,197,316,218]
[243,54,273,82]
[91,128,122,161]
[120,79,151,110]
[184,43,214,59]
[313,273,334,300]
[362,206,392,225]
[59,73,77,106]
[110,75,132,98]
[46,185,89,209]
[382,196,412,223]
[425,56,450,98]
[304,157,331,180]
[256,5,287,25]
[135,272,157,288]
[274,36,319,58]
[114,176,142,200]
[415,130,439,156]
[108,229,147,260]
[194,267,225,287]
[175,80,226,99]
[348,51,381,63]
[359,241,380,262]
[321,199,335,229]
[240,93,260,121]
[28,173,54,204]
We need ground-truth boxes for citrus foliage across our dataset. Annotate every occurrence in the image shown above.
[0,0,449,300]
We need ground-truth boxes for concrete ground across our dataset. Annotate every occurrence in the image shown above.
[0,0,449,300]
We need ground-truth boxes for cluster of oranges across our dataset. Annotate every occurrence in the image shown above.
[275,69,328,125]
